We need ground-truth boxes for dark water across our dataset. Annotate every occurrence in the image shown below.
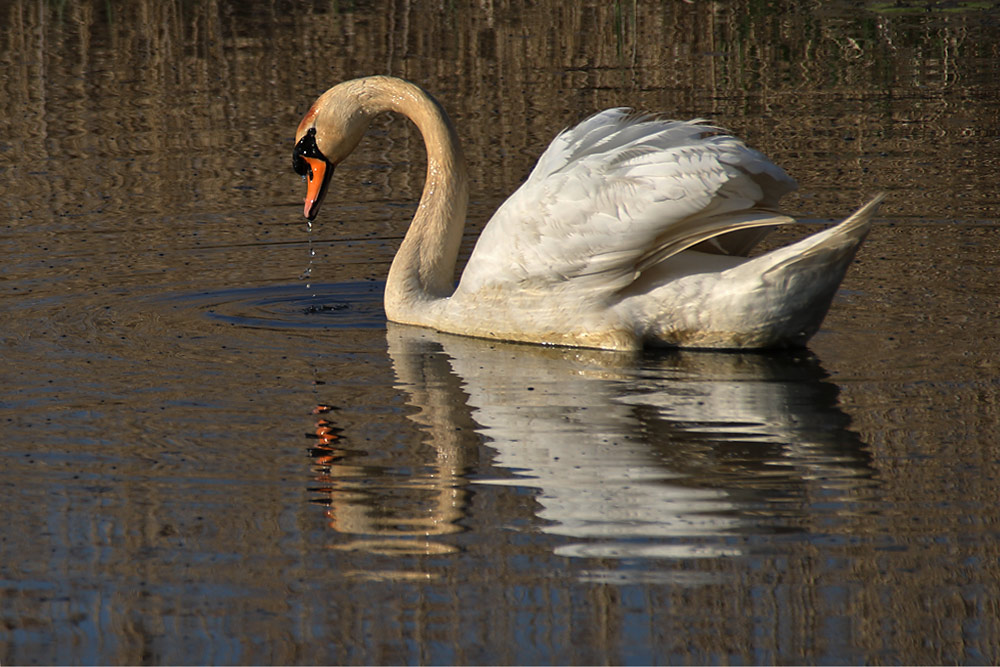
[3,0,1000,663]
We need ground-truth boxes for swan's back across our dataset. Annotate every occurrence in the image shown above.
[456,109,798,298]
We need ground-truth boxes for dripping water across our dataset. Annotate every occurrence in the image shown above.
[299,219,316,294]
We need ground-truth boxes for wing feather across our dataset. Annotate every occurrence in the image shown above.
[457,110,797,297]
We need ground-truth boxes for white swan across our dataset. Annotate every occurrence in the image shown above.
[292,75,883,350]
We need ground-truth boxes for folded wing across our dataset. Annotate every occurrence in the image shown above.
[457,109,798,297]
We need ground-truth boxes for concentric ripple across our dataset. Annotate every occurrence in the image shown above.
[164,281,386,330]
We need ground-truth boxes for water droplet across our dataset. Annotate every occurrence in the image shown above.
[299,220,317,296]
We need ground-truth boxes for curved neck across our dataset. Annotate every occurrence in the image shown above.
[356,77,469,320]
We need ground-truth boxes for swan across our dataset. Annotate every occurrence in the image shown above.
[292,75,883,351]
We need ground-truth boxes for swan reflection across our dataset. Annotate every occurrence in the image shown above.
[311,324,872,564]
[306,400,469,561]
[384,324,872,561]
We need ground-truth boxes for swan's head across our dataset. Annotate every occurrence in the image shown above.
[292,82,373,220]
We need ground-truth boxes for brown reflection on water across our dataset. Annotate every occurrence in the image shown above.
[3,0,997,234]
[4,0,1000,664]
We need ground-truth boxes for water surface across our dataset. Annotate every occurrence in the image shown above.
[3,0,1000,664]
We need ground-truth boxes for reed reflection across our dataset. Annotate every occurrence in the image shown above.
[385,324,873,561]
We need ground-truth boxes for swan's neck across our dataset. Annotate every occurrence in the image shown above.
[357,77,469,322]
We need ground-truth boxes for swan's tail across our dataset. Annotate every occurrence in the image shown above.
[627,194,886,349]
[758,193,885,281]
[838,192,886,235]
[682,193,885,348]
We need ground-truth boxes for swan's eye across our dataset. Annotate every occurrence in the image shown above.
[292,153,310,178]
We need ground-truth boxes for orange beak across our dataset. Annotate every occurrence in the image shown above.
[302,156,332,221]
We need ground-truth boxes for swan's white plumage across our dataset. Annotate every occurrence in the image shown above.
[294,76,883,350]
[457,110,797,296]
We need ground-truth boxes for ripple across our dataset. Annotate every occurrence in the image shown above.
[164,281,386,330]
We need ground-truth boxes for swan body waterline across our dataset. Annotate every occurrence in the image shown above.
[292,75,883,351]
